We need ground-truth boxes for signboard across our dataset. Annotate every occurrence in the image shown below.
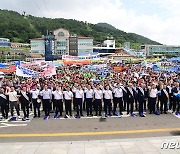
[45,35,55,61]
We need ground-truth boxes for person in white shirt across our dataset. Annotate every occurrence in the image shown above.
[30,85,40,118]
[52,86,63,118]
[74,85,84,118]
[41,85,52,119]
[94,84,103,116]
[113,83,123,115]
[63,86,73,117]
[149,84,158,114]
[85,85,93,116]
[103,85,113,116]
[5,86,20,118]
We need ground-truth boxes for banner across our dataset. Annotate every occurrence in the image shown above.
[39,66,56,77]
[16,62,37,77]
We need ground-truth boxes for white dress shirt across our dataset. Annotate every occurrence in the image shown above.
[94,90,103,99]
[7,91,18,102]
[85,89,93,98]
[52,90,63,100]
[63,91,73,100]
[114,88,123,98]
[149,88,158,98]
[75,89,84,99]
[103,90,113,99]
[31,89,39,99]
[41,89,52,99]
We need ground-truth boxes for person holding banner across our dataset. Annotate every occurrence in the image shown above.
[19,87,31,121]
[41,85,52,120]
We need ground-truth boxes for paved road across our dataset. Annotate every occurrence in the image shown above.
[0,112,179,142]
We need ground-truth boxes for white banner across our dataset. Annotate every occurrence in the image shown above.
[16,64,37,78]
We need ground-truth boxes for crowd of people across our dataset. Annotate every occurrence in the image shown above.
[0,63,179,121]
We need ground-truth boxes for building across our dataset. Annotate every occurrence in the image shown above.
[93,38,116,55]
[103,38,115,48]
[141,45,180,56]
[78,37,93,55]
[124,42,130,50]
[30,38,45,55]
[0,38,10,47]
[26,54,45,62]
[69,35,78,56]
[11,43,30,48]
[54,28,70,56]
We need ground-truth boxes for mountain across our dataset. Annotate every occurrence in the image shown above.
[0,9,161,49]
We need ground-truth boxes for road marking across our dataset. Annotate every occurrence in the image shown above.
[0,128,179,138]
[0,123,27,128]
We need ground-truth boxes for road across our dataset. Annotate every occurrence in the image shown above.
[0,112,179,143]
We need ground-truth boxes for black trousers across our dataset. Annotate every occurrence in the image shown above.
[43,99,51,116]
[144,100,147,110]
[75,98,83,116]
[173,97,180,112]
[55,99,63,116]
[123,97,127,110]
[65,100,72,116]
[127,99,134,114]
[149,97,156,113]
[32,99,40,117]
[104,99,112,115]
[135,98,138,110]
[160,99,167,113]
[21,102,29,118]
[86,98,92,115]
[157,95,161,110]
[95,99,102,116]
[138,99,144,114]
[113,97,123,114]
[10,101,20,117]
[169,94,173,110]
[1,103,9,118]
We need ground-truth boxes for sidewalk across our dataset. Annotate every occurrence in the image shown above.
[0,136,179,154]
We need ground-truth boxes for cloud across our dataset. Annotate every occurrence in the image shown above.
[0,0,179,45]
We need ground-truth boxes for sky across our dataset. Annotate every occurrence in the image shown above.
[0,0,180,45]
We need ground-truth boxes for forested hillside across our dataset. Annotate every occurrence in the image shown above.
[0,9,161,49]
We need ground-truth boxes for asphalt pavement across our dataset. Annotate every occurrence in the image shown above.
[0,111,179,143]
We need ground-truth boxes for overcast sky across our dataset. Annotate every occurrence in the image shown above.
[1,0,180,45]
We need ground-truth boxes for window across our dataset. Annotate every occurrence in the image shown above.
[58,32,65,37]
